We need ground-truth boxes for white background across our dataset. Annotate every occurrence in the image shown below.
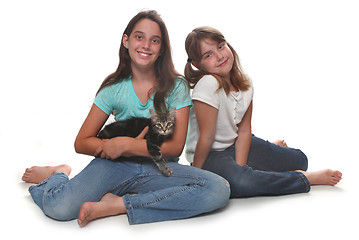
[1,0,358,239]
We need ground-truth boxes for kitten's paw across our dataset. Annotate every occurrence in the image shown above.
[162,168,173,177]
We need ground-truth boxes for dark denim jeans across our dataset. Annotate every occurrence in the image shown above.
[202,134,310,198]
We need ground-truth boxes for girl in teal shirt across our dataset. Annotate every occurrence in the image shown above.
[22,10,229,226]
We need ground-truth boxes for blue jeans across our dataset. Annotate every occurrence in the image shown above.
[202,135,310,197]
[29,157,230,225]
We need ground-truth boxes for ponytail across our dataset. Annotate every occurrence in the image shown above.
[184,61,206,88]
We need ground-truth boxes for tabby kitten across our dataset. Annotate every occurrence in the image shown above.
[97,108,176,176]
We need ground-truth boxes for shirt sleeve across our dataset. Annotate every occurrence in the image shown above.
[93,86,115,115]
[167,78,192,110]
[192,75,220,109]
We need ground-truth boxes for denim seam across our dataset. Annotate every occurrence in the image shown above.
[112,162,206,224]
[296,171,311,193]
[109,172,205,194]
[109,174,142,194]
[124,175,205,224]
[123,174,205,225]
[29,172,68,216]
[123,194,135,225]
[299,150,309,171]
[133,184,198,209]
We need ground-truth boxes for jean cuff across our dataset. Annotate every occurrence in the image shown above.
[296,171,311,193]
[123,194,135,225]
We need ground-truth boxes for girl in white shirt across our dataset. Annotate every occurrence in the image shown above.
[184,26,342,197]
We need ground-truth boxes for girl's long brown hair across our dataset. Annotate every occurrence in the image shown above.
[184,26,251,94]
[97,10,181,113]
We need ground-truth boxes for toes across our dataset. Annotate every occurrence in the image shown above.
[329,174,341,186]
[22,171,30,181]
[329,179,339,186]
[330,170,342,181]
[334,171,342,178]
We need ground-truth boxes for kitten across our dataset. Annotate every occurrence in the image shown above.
[97,108,176,177]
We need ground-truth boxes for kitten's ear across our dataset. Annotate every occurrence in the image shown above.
[169,107,177,119]
[149,109,157,118]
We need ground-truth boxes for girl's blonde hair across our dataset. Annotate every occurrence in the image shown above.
[184,26,251,94]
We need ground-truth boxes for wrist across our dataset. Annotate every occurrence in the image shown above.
[118,137,147,158]
[117,136,132,156]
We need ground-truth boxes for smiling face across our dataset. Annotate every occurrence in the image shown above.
[123,19,162,72]
[198,38,234,80]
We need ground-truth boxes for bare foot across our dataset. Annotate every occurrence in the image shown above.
[21,164,71,184]
[272,140,288,147]
[78,193,127,227]
[296,169,342,186]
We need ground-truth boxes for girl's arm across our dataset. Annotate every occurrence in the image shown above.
[75,103,148,159]
[235,101,253,166]
[74,104,110,156]
[93,106,190,160]
[192,100,218,168]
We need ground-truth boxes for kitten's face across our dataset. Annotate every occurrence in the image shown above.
[150,108,176,136]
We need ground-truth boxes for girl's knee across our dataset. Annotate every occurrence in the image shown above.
[203,173,230,210]
[225,172,257,197]
[297,150,308,171]
[42,195,80,221]
[43,200,80,221]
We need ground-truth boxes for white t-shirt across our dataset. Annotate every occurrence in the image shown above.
[185,75,253,163]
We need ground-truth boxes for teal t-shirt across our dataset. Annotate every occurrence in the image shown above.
[94,76,191,121]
